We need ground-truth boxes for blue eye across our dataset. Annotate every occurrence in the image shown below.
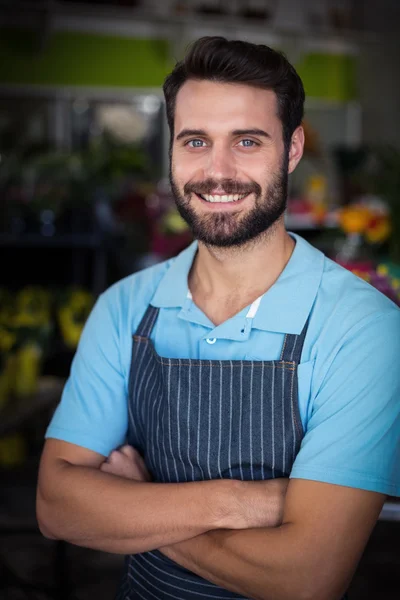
[239,139,257,147]
[187,139,205,148]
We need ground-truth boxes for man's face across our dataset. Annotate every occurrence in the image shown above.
[170,80,291,248]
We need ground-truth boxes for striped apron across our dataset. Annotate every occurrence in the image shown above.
[116,303,310,600]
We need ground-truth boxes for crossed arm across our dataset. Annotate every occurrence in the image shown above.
[37,440,386,600]
[104,445,385,600]
[159,480,384,600]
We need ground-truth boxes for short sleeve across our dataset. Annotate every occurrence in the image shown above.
[291,309,400,497]
[45,290,129,457]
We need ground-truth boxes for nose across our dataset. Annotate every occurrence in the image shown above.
[205,144,236,181]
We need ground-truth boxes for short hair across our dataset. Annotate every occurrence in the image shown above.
[163,36,305,151]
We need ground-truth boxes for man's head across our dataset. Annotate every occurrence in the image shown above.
[163,36,305,248]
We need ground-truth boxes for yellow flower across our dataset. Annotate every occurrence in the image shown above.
[58,289,94,348]
[365,216,391,244]
[376,264,389,277]
[0,327,16,351]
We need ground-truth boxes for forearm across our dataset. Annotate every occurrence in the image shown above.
[37,462,237,554]
[161,527,335,600]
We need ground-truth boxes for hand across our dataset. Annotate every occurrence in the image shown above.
[100,445,152,482]
[160,478,289,565]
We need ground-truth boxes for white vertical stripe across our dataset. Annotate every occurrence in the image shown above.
[279,334,286,360]
[176,359,186,481]
[155,366,165,481]
[135,353,155,441]
[146,366,159,475]
[290,368,296,463]
[249,362,254,481]
[167,361,179,482]
[187,362,195,481]
[141,306,155,337]
[142,361,157,435]
[271,363,275,478]
[290,334,298,362]
[139,552,222,588]
[207,360,213,480]
[261,362,264,480]
[128,391,140,444]
[132,317,151,400]
[128,339,143,444]
[151,372,163,476]
[128,557,240,598]
[228,360,233,478]
[129,308,157,468]
[197,362,205,479]
[282,364,286,474]
[239,361,243,480]
[217,362,223,479]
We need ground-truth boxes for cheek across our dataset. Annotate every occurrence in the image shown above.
[171,161,185,190]
[172,151,203,184]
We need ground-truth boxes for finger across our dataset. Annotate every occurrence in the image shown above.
[107,450,121,464]
[119,445,137,459]
[100,462,114,474]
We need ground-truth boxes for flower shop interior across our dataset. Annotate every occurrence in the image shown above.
[0,1,399,599]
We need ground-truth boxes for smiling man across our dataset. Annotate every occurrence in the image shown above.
[37,38,400,600]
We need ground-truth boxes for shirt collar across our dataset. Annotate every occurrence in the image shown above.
[252,233,325,334]
[151,234,325,335]
[151,241,198,309]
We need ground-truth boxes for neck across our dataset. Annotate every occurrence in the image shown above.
[189,220,295,302]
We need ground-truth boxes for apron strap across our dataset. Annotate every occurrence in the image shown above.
[280,318,310,363]
[135,305,160,338]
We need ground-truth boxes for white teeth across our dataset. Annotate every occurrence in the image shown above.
[200,193,247,203]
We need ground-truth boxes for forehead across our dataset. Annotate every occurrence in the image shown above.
[174,80,280,134]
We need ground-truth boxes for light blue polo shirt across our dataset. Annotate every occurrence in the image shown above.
[46,233,400,496]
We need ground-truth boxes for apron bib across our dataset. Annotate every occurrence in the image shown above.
[116,305,345,599]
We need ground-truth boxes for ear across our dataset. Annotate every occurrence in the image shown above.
[288,125,305,174]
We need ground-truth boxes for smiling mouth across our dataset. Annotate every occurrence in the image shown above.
[197,193,249,203]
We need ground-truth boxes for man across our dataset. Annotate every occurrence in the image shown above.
[37,37,400,600]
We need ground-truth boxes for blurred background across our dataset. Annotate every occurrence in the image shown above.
[0,0,399,598]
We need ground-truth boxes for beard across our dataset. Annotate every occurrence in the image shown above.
[170,155,289,248]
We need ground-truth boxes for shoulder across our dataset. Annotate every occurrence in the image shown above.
[316,256,398,342]
[310,255,400,389]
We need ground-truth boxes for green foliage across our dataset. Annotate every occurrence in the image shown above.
[0,134,150,221]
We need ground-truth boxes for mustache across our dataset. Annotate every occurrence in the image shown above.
[183,179,261,197]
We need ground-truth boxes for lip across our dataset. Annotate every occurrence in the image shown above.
[194,193,251,210]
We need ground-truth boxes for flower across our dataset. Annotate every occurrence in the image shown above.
[338,205,371,235]
[365,215,391,244]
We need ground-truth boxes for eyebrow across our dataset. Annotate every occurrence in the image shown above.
[232,129,271,138]
[175,128,271,141]
[176,129,207,141]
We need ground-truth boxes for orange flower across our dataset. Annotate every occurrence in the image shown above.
[338,206,371,235]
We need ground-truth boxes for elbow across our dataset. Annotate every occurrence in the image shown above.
[36,489,61,540]
[288,576,343,600]
[255,571,343,600]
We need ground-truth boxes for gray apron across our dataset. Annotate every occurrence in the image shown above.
[116,304,346,599]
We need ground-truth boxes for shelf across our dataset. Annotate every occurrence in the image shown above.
[0,232,104,248]
[0,0,392,45]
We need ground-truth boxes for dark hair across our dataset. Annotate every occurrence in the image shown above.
[163,36,305,152]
